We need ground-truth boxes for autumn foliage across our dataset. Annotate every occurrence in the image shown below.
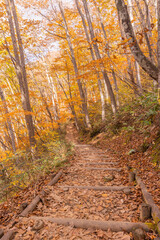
[0,0,160,198]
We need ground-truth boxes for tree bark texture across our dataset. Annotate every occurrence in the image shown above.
[158,0,160,99]
[134,0,155,63]
[82,0,117,114]
[59,2,91,128]
[0,87,16,152]
[115,0,158,81]
[5,0,36,147]
[75,0,106,120]
[94,1,120,107]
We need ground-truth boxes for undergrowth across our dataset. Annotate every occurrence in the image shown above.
[0,130,74,201]
[84,93,160,165]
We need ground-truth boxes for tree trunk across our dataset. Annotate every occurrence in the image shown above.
[65,62,80,130]
[117,1,141,94]
[30,70,54,124]
[0,87,16,152]
[42,58,59,121]
[115,0,158,81]
[0,137,9,151]
[5,0,36,147]
[135,61,142,91]
[82,0,117,114]
[93,0,120,107]
[56,75,80,131]
[134,0,155,63]
[75,0,106,120]
[127,0,142,93]
[59,2,91,128]
[104,80,109,102]
[158,0,160,100]
[143,0,152,39]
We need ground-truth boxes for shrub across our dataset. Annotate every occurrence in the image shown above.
[0,131,74,201]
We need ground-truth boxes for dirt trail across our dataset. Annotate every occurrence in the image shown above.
[13,141,150,240]
[1,126,158,239]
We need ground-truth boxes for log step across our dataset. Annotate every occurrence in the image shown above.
[82,157,115,160]
[0,229,16,240]
[20,171,62,217]
[61,185,132,191]
[77,162,118,165]
[83,167,122,171]
[74,144,91,147]
[29,216,150,233]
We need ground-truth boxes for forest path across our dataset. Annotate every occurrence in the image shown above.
[13,136,151,240]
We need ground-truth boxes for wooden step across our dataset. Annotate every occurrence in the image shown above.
[74,144,91,147]
[77,162,118,165]
[83,167,122,171]
[29,216,150,233]
[60,185,132,191]
[81,156,115,160]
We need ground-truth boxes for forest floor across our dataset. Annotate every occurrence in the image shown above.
[0,125,159,239]
[90,131,160,210]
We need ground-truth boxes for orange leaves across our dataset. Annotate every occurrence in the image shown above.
[12,92,21,97]
[117,38,132,49]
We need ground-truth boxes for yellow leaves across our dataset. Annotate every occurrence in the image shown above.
[158,89,160,105]
[102,194,108,197]
[2,110,36,119]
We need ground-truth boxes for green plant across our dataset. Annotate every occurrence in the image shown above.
[0,136,74,200]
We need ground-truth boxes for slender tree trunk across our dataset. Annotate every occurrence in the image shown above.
[42,58,59,121]
[158,0,160,99]
[75,0,106,120]
[5,0,36,147]
[93,0,120,107]
[143,0,152,38]
[115,0,158,81]
[59,2,91,128]
[30,70,54,123]
[5,78,21,147]
[135,61,142,91]
[142,0,157,90]
[65,60,80,130]
[155,0,158,18]
[98,79,105,120]
[104,80,109,102]
[134,0,155,63]
[82,0,117,114]
[0,137,9,151]
[117,2,140,94]
[127,0,142,93]
[0,87,16,152]
[56,74,80,131]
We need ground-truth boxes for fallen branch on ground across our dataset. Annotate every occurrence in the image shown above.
[20,170,62,217]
